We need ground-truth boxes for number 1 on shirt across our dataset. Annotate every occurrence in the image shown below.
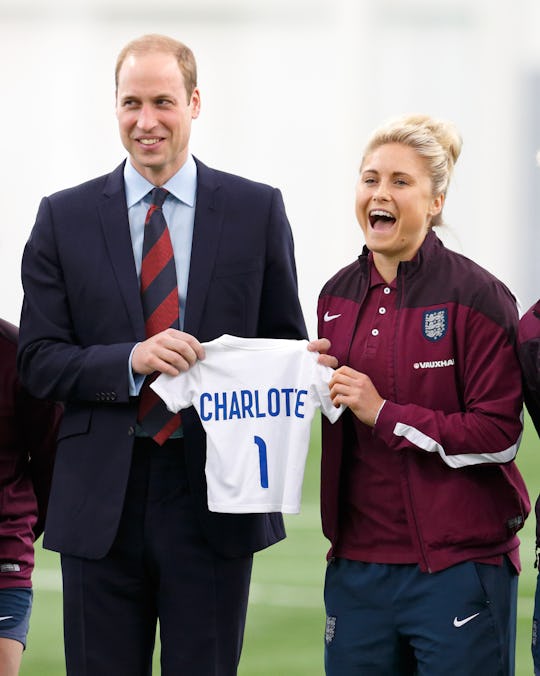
[254,436,268,488]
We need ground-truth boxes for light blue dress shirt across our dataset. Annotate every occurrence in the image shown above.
[125,155,197,399]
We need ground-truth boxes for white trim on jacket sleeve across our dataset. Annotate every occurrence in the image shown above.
[392,421,521,468]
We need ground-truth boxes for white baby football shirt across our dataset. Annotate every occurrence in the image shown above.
[151,334,343,514]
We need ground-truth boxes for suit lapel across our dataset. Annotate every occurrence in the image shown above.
[98,163,146,340]
[184,159,224,336]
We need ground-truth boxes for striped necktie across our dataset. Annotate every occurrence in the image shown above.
[137,187,182,444]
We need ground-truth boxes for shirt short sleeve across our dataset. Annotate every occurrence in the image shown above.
[150,367,198,413]
[311,361,345,423]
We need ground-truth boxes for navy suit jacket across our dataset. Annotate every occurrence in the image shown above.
[17,158,307,559]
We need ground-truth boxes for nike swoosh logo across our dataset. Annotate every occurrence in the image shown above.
[323,311,342,322]
[453,612,480,628]
[0,616,13,622]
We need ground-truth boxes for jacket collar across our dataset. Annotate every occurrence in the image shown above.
[357,229,443,279]
[183,157,224,336]
[99,162,146,339]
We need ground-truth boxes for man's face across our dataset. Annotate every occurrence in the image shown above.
[116,51,200,185]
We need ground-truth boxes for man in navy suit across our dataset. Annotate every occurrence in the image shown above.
[17,34,311,675]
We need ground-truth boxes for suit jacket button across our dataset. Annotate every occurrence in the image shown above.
[111,392,117,401]
[128,426,135,436]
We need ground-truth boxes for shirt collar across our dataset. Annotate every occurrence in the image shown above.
[123,155,197,208]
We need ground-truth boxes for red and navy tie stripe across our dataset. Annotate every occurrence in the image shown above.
[137,187,182,444]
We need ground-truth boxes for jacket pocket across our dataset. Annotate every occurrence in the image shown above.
[426,463,529,548]
[213,257,264,278]
[57,406,92,441]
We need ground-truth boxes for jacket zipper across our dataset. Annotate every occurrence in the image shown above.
[395,264,431,573]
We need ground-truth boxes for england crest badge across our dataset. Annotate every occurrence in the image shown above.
[423,308,448,342]
[325,615,337,645]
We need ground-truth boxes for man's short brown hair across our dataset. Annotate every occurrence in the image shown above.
[115,34,197,100]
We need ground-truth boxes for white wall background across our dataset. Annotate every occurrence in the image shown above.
[1,0,539,334]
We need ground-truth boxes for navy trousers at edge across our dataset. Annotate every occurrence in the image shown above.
[324,557,517,676]
[61,438,253,676]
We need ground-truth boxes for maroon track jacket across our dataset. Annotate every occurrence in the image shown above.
[518,299,540,554]
[318,231,530,573]
[0,318,61,588]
